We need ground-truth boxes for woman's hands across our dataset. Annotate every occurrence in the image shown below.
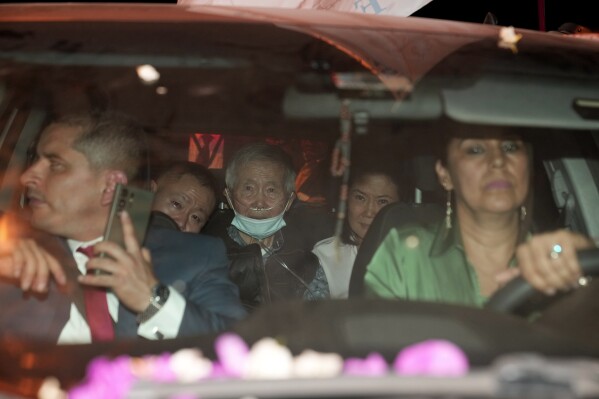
[496,229,595,295]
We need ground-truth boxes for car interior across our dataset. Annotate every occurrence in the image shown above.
[2,16,599,313]
[1,10,599,398]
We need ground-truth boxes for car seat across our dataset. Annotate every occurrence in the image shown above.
[348,202,444,297]
[348,154,445,297]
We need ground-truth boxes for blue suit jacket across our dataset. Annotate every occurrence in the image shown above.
[0,226,246,342]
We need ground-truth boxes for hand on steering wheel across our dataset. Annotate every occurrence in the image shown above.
[486,247,599,313]
[515,230,594,295]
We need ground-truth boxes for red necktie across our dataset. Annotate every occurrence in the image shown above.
[77,246,115,342]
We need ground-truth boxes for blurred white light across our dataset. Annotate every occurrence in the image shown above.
[405,235,419,249]
[156,86,168,95]
[136,64,160,84]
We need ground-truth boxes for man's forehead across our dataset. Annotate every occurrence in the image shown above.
[38,123,81,149]
[34,125,91,167]
[242,158,281,169]
[167,174,210,191]
[237,170,285,185]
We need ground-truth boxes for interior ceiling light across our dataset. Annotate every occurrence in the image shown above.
[136,64,160,84]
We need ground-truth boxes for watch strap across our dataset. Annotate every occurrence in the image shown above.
[136,283,170,324]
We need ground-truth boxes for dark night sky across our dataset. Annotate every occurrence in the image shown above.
[3,0,595,32]
[412,0,597,32]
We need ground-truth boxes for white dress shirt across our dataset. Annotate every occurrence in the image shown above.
[57,238,185,344]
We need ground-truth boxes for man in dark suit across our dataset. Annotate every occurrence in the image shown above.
[0,111,245,343]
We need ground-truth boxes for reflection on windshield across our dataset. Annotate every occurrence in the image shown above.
[1,7,599,399]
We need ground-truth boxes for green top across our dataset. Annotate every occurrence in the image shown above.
[364,219,516,307]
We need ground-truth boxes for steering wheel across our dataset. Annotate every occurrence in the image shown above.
[485,248,599,313]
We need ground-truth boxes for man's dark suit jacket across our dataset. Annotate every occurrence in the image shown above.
[0,226,247,342]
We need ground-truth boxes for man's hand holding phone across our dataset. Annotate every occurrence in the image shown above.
[78,184,157,312]
[95,184,154,275]
[78,211,158,313]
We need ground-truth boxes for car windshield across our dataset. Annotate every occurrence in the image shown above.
[1,4,599,399]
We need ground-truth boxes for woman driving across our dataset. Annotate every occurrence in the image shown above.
[364,125,595,305]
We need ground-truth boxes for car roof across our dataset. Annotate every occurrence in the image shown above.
[2,3,599,131]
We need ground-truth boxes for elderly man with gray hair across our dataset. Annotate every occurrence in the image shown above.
[203,142,332,311]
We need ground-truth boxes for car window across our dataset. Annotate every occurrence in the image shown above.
[1,5,599,398]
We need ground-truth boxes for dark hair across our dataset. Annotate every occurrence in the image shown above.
[225,142,296,194]
[347,164,402,194]
[51,111,147,181]
[155,161,219,211]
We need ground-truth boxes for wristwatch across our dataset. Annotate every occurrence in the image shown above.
[136,283,170,324]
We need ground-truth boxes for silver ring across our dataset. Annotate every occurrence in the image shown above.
[549,243,562,260]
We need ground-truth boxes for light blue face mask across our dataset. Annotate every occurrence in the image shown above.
[225,189,291,241]
[230,211,287,240]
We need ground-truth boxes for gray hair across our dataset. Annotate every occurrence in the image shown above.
[52,111,147,181]
[225,142,296,194]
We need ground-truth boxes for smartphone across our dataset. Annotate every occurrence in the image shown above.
[97,183,154,274]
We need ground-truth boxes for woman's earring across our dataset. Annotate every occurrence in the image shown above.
[445,190,452,229]
[520,205,527,222]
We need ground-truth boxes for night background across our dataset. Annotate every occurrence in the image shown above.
[2,0,596,32]
[412,0,598,32]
